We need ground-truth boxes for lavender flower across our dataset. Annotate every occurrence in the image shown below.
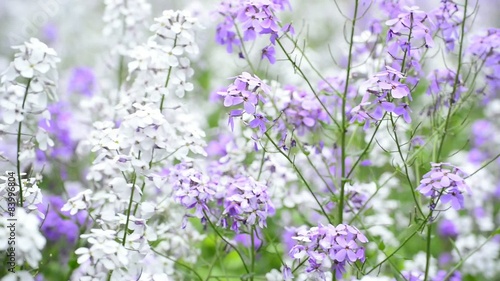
[215,0,292,63]
[438,219,459,239]
[168,163,217,222]
[289,223,368,280]
[219,72,271,133]
[417,163,471,210]
[219,175,275,232]
[468,28,500,99]
[281,85,328,135]
[67,67,96,97]
[433,270,462,281]
[430,0,462,52]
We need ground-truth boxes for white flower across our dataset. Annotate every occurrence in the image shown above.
[62,189,93,215]
[35,128,54,151]
[0,209,46,268]
[1,271,35,281]
[11,38,59,79]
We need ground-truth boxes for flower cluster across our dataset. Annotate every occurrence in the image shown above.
[168,163,217,221]
[289,223,368,280]
[425,68,467,113]
[219,72,271,133]
[351,66,412,127]
[1,38,59,127]
[220,175,275,232]
[127,10,198,100]
[430,0,463,52]
[385,6,434,86]
[281,85,328,135]
[468,28,500,99]
[215,0,292,63]
[0,209,46,269]
[417,163,471,210]
[67,67,97,97]
[103,0,152,53]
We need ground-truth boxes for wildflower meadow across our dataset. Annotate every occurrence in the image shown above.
[0,0,499,280]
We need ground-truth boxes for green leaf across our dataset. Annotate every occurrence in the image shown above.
[492,227,500,236]
[378,240,386,251]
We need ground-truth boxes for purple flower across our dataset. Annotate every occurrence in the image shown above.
[417,163,471,210]
[430,0,462,52]
[282,85,328,135]
[215,0,292,60]
[234,231,262,249]
[438,219,459,238]
[399,271,424,281]
[67,67,96,97]
[220,176,274,232]
[393,103,412,123]
[168,163,217,222]
[289,223,367,279]
[261,45,276,64]
[433,270,462,281]
[219,72,271,133]
[249,114,268,134]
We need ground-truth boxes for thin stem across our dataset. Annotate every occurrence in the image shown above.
[17,79,31,207]
[160,36,178,112]
[390,115,425,217]
[423,224,433,281]
[264,132,333,224]
[275,39,342,131]
[436,0,468,161]
[122,171,137,246]
[202,209,250,275]
[338,0,359,224]
[234,22,257,73]
[151,248,203,281]
[250,226,256,281]
[466,152,500,179]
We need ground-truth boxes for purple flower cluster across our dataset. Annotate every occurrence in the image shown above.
[281,85,328,135]
[433,270,462,281]
[468,28,500,99]
[168,162,275,232]
[39,102,78,161]
[220,175,275,232]
[468,120,495,164]
[67,67,96,97]
[427,69,467,110]
[430,0,462,52]
[351,66,412,127]
[385,6,434,86]
[417,163,471,210]
[215,0,292,63]
[289,224,368,280]
[169,163,217,221]
[219,72,271,133]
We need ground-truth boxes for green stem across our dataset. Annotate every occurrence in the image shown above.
[436,0,468,161]
[338,0,359,224]
[250,226,256,281]
[275,39,342,131]
[202,209,250,275]
[234,23,256,73]
[423,224,432,281]
[122,172,137,246]
[265,132,333,224]
[160,36,178,112]
[17,79,31,207]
